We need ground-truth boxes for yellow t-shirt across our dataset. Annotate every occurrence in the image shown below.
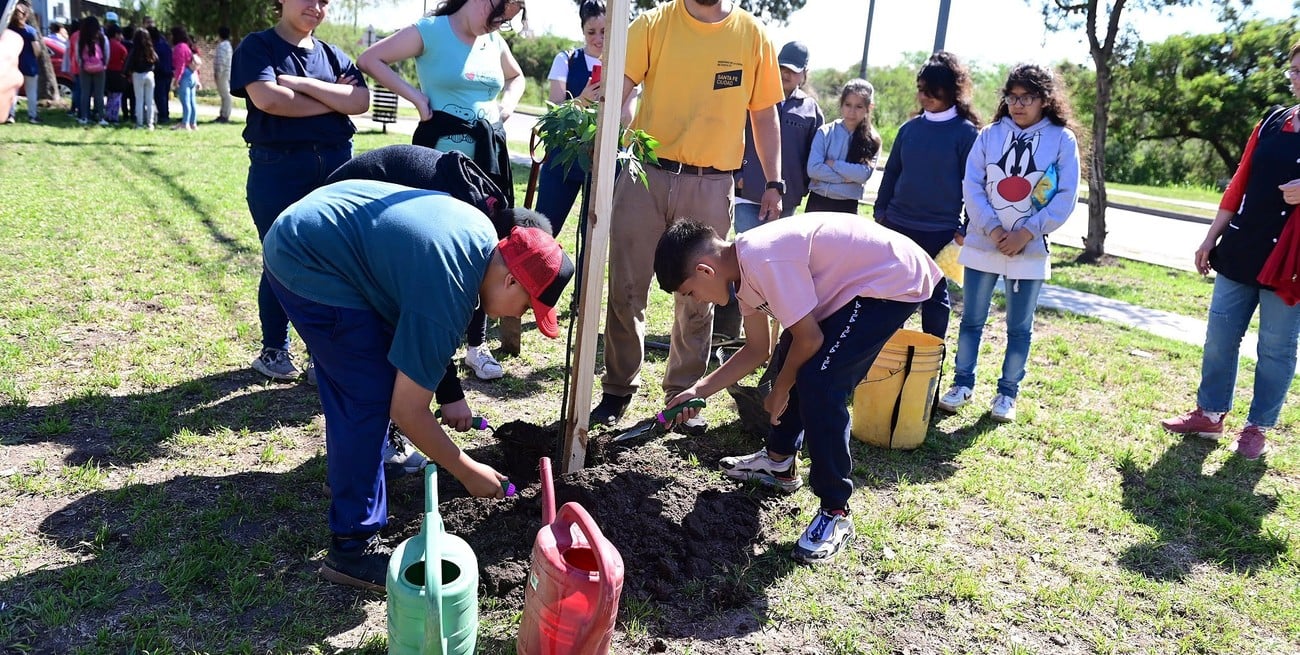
[624,1,783,170]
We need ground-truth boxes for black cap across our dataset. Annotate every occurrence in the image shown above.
[778,41,809,73]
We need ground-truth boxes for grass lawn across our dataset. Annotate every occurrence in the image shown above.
[2,112,1299,654]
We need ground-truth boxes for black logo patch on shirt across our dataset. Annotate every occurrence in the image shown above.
[714,69,742,90]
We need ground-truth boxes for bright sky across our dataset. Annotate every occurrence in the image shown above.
[358,0,1295,71]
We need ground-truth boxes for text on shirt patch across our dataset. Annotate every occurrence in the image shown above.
[714,70,742,90]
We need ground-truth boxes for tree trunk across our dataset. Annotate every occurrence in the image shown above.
[36,43,58,104]
[1081,59,1111,263]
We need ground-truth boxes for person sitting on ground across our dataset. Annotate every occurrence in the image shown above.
[263,178,574,590]
[653,215,940,563]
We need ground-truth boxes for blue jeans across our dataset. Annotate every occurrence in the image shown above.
[267,273,392,538]
[534,157,585,236]
[953,268,1044,399]
[732,200,796,235]
[178,69,197,126]
[766,296,919,511]
[1197,275,1300,427]
[246,142,352,351]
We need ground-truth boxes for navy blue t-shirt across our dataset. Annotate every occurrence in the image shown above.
[263,180,496,391]
[231,28,363,147]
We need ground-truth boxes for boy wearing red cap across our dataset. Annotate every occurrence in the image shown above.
[263,178,574,590]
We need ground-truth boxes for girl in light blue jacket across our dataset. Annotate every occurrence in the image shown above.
[937,63,1081,424]
[806,79,879,213]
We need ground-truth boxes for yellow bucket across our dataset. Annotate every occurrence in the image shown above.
[852,329,946,450]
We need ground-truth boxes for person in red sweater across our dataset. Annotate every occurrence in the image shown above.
[104,24,128,124]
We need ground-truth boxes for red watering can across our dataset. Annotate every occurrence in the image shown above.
[516,457,624,655]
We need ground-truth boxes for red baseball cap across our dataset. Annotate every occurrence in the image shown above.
[498,227,575,339]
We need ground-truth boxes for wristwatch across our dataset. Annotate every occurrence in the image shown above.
[765,180,786,195]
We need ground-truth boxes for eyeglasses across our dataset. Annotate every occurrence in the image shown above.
[1285,68,1300,81]
[1002,93,1041,107]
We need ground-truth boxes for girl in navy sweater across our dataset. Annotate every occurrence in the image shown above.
[874,51,981,338]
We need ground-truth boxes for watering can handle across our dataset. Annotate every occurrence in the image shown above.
[423,468,447,654]
[555,502,621,654]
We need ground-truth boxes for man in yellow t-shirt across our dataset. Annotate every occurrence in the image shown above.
[591,0,784,433]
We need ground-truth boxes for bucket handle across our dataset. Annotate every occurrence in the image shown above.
[539,456,556,526]
[423,466,447,655]
[886,345,917,449]
[554,502,620,654]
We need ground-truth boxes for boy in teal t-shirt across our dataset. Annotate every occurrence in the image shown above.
[263,179,574,591]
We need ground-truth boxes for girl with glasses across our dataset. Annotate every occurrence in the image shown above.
[1160,41,1300,460]
[937,63,1082,423]
[358,0,526,383]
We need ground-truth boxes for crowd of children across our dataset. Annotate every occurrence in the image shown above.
[4,2,234,130]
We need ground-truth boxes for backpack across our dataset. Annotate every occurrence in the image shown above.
[326,146,512,235]
[189,49,202,71]
[82,39,106,73]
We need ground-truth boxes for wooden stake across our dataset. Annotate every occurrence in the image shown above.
[560,0,630,474]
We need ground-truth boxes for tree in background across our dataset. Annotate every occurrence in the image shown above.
[1036,0,1247,263]
[1109,17,1299,187]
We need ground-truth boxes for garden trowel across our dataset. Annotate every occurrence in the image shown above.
[611,399,707,442]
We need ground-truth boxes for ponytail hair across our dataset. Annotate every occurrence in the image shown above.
[840,79,880,165]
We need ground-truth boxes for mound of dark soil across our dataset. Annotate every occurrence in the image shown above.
[389,422,784,637]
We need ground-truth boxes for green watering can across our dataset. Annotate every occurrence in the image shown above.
[386,465,479,655]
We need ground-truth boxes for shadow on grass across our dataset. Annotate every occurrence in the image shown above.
[1118,437,1285,580]
[0,369,320,466]
[3,458,387,654]
[852,412,1004,488]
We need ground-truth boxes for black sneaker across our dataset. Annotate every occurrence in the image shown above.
[590,393,632,426]
[320,535,390,592]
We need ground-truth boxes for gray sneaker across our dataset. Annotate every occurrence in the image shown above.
[383,423,428,480]
[252,348,300,381]
[791,509,854,563]
[304,357,318,386]
[719,448,801,493]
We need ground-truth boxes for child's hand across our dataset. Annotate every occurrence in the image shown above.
[764,384,790,425]
[456,457,510,499]
[664,389,704,427]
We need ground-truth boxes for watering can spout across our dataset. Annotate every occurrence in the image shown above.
[540,457,555,526]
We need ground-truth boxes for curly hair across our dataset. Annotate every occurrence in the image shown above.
[916,51,981,127]
[993,63,1078,130]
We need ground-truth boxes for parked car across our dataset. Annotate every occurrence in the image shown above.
[36,36,75,100]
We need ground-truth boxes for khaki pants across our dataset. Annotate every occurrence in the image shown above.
[601,164,734,399]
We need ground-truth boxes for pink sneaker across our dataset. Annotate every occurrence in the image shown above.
[1159,408,1224,440]
[1231,425,1270,460]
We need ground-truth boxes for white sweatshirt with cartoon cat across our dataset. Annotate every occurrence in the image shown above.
[959,116,1080,280]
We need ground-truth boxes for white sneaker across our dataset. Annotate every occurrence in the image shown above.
[464,344,504,380]
[791,509,854,563]
[991,394,1017,423]
[718,448,801,493]
[383,422,428,479]
[937,385,973,412]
